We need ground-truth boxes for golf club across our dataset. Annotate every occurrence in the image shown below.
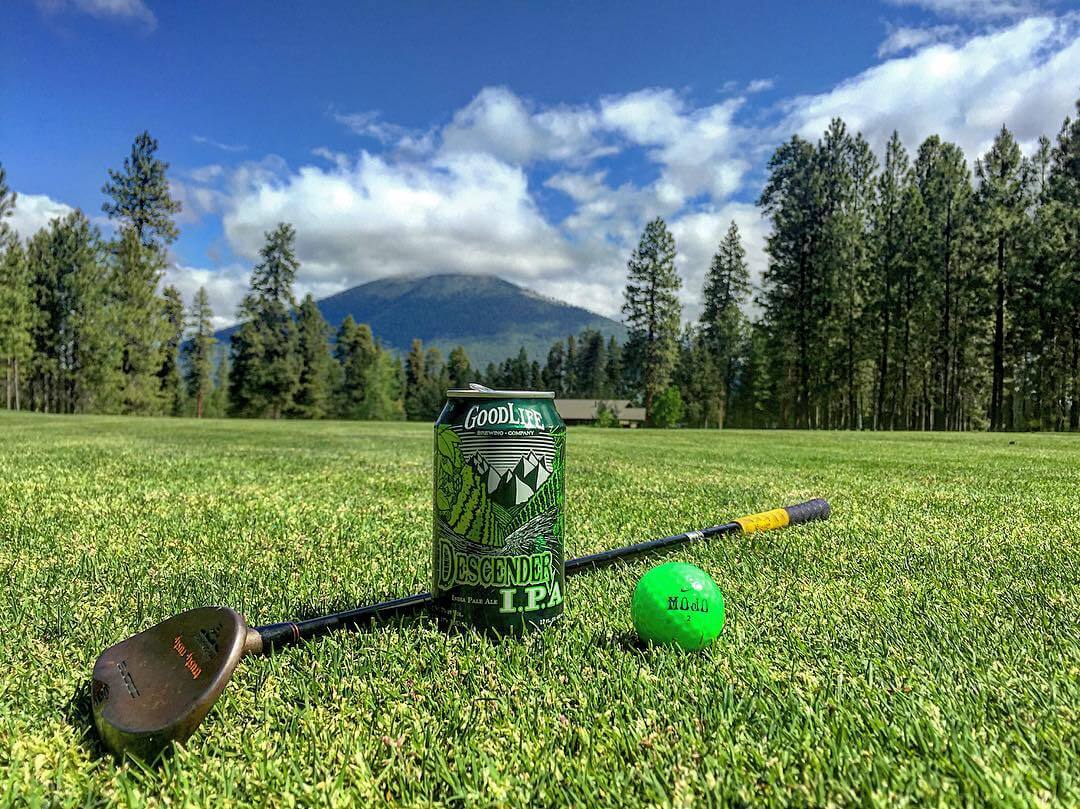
[91,498,830,760]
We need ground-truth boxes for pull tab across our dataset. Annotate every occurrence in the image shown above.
[468,383,495,392]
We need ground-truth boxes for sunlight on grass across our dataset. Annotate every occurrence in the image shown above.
[0,413,1077,805]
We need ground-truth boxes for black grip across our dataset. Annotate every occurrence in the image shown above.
[784,498,830,525]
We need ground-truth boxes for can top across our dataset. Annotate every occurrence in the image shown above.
[446,382,555,400]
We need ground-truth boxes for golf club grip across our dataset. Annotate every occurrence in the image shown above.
[784,498,831,525]
[255,498,830,651]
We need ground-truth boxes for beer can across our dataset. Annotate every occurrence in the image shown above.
[432,385,565,633]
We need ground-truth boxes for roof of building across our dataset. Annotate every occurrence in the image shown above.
[556,398,646,422]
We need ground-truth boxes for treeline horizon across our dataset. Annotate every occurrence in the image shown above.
[1,93,1077,430]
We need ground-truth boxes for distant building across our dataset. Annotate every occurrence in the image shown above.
[556,399,646,427]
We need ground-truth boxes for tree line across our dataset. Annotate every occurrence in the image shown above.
[0,136,469,422]
[1,93,1077,430]
[537,95,1079,431]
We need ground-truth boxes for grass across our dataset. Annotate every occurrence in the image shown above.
[0,412,1078,807]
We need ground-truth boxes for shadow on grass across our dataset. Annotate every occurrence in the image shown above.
[606,629,651,652]
[63,679,112,762]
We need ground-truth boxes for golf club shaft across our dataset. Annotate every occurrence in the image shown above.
[255,498,829,651]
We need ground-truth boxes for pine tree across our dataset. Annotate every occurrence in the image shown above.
[363,346,405,420]
[111,229,167,413]
[183,287,216,418]
[26,212,121,413]
[447,346,471,389]
[673,325,719,427]
[621,217,682,423]
[913,136,976,430]
[975,127,1031,431]
[101,131,181,249]
[871,133,908,428]
[229,223,301,418]
[728,320,773,428]
[227,303,266,418]
[208,344,230,418]
[158,285,185,416]
[758,136,826,427]
[0,168,32,410]
[563,335,578,397]
[701,221,751,427]
[102,132,181,415]
[544,340,565,394]
[291,294,332,419]
[1045,98,1080,429]
[404,339,428,420]
[575,329,607,397]
[0,165,14,222]
[424,346,448,415]
[510,347,530,389]
[334,316,376,418]
[605,337,622,398]
[835,130,878,429]
[0,237,32,410]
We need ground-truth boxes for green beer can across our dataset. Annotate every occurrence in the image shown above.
[433,384,566,633]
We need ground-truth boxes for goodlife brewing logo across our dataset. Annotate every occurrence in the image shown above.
[463,402,545,430]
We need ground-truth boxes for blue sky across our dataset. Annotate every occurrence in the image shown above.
[3,1,1078,325]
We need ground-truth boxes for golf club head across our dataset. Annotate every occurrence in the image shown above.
[91,606,252,761]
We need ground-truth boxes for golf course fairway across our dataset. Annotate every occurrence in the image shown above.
[1,413,1077,806]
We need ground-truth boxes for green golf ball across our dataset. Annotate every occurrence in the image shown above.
[631,562,725,650]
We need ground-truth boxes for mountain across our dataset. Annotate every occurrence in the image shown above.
[215,273,626,368]
[468,450,552,509]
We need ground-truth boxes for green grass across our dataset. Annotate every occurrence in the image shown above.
[1,413,1078,807]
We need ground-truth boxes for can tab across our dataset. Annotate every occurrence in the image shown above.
[468,383,495,392]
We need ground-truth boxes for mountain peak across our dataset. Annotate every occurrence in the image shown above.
[216,272,624,368]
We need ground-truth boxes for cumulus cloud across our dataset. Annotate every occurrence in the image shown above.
[8,192,75,240]
[439,87,610,165]
[36,0,156,29]
[222,150,597,292]
[600,90,750,206]
[172,15,1077,328]
[785,16,1080,159]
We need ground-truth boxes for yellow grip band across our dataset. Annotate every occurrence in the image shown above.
[735,508,790,533]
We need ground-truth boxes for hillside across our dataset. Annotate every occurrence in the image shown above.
[216,273,625,368]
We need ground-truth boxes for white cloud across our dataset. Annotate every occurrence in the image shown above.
[8,192,74,240]
[37,0,156,29]
[878,24,961,56]
[163,264,250,329]
[333,111,417,145]
[746,79,775,93]
[311,147,351,171]
[174,16,1077,328]
[600,89,751,207]
[785,16,1080,160]
[222,150,602,299]
[188,164,225,183]
[170,183,213,224]
[670,203,768,319]
[439,87,609,165]
[192,135,247,153]
[884,0,1039,19]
